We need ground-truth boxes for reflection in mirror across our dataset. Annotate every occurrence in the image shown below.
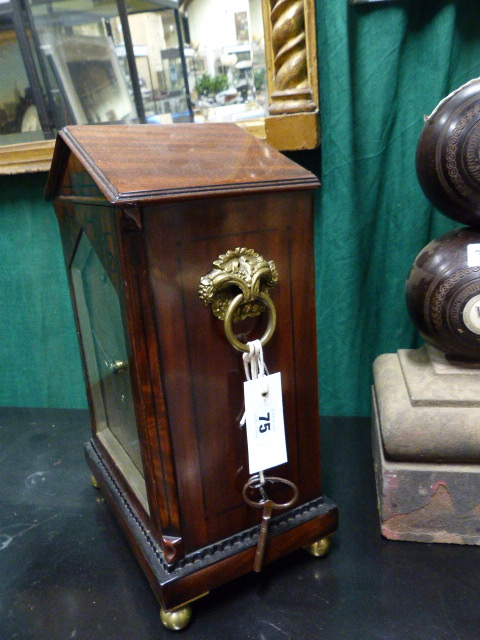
[183,0,267,125]
[41,33,137,126]
[0,5,46,145]
[0,0,319,170]
[27,0,192,128]
[0,0,266,142]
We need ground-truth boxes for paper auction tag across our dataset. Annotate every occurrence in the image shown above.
[243,372,287,474]
[467,244,480,267]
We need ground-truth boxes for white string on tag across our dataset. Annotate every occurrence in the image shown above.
[240,340,269,429]
[242,339,269,394]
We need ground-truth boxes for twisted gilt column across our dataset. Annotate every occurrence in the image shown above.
[266,0,317,115]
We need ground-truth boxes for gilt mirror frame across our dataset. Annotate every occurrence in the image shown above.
[0,0,320,175]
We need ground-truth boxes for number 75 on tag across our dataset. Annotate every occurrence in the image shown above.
[243,372,288,474]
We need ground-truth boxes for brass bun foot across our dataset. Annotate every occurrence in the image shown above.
[304,536,332,558]
[160,604,193,631]
[90,475,100,489]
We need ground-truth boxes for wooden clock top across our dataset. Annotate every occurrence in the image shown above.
[46,123,319,205]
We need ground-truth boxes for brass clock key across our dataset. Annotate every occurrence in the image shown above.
[254,495,274,572]
[243,476,298,572]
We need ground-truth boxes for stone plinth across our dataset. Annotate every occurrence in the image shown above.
[372,345,480,544]
[373,345,480,462]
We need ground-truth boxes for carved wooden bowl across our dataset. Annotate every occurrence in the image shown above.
[416,78,480,226]
[406,227,480,362]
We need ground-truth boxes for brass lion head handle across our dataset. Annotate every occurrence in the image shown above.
[199,247,278,352]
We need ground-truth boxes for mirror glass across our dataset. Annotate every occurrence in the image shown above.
[184,0,267,125]
[0,0,267,146]
[0,1,48,145]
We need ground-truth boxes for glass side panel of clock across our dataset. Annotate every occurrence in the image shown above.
[71,231,148,512]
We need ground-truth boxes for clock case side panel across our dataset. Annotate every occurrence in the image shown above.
[142,190,329,554]
[116,208,184,561]
[54,194,183,562]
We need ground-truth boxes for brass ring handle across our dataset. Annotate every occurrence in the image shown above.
[199,247,278,351]
[224,291,276,352]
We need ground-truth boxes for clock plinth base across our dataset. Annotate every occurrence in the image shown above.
[85,440,338,611]
[372,347,480,544]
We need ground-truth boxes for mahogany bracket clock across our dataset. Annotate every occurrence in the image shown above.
[46,123,338,630]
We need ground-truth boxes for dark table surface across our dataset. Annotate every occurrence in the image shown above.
[1,407,479,640]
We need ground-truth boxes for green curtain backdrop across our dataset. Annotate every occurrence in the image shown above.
[0,173,86,409]
[2,0,480,414]
[314,0,480,416]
